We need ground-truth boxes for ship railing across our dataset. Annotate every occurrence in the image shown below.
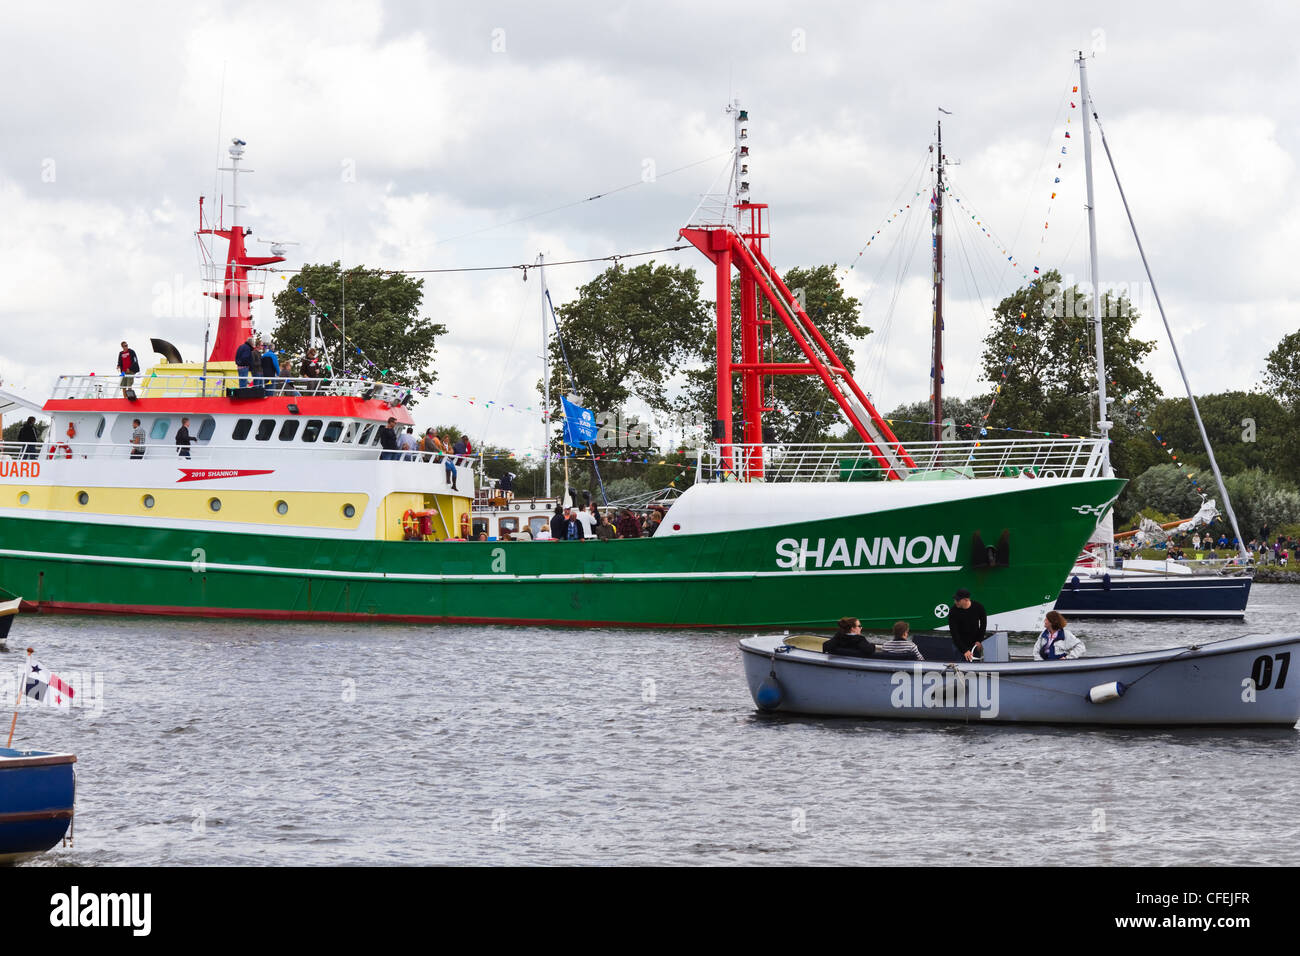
[698,438,1109,483]
[200,264,268,298]
[49,373,410,404]
[0,439,479,468]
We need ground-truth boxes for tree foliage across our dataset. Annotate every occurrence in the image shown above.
[1262,330,1300,409]
[880,397,988,445]
[684,264,871,443]
[980,270,1161,480]
[271,262,447,404]
[1223,469,1300,540]
[545,261,710,420]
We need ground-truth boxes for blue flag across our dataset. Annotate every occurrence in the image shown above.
[561,396,599,448]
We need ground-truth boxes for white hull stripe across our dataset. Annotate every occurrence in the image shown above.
[0,548,959,584]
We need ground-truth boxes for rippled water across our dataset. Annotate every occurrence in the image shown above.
[9,584,1300,866]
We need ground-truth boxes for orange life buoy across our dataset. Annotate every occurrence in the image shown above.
[459,512,470,538]
[48,444,72,460]
[401,509,420,540]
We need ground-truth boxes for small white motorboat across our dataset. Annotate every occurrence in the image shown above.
[740,632,1299,726]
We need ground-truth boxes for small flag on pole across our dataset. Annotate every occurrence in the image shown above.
[25,659,75,709]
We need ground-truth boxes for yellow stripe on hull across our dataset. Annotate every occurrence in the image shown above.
[10,485,370,531]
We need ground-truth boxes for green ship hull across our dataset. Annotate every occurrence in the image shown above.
[0,477,1124,630]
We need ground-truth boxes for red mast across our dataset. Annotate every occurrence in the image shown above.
[679,104,915,480]
[199,140,285,363]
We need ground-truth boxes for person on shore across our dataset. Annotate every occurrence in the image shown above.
[1033,611,1086,660]
[175,416,194,459]
[946,588,987,662]
[823,617,876,658]
[880,621,923,660]
[117,341,140,395]
[129,418,146,460]
[17,416,40,460]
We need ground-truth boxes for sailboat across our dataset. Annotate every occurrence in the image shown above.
[1051,53,1253,619]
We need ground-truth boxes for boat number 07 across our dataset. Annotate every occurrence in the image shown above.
[1249,653,1290,691]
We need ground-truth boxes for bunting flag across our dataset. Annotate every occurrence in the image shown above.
[1114,383,1203,491]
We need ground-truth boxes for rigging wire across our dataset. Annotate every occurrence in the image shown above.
[433,150,734,247]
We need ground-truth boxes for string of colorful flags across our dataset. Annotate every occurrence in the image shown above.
[1112,383,1203,492]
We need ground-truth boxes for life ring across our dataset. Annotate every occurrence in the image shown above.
[459,512,470,538]
[401,509,420,540]
[47,444,72,460]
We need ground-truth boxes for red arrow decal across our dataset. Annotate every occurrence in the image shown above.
[177,469,275,483]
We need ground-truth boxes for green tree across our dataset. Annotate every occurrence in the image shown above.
[1125,463,1204,523]
[271,262,447,404]
[880,396,988,445]
[1138,392,1290,475]
[684,264,871,443]
[545,261,710,421]
[1262,330,1300,408]
[1223,469,1300,540]
[980,270,1161,483]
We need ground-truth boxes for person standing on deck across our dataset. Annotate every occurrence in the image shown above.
[129,418,146,460]
[117,341,140,396]
[175,416,194,459]
[378,417,400,461]
[260,346,281,394]
[235,336,255,388]
[17,416,40,460]
[946,588,987,662]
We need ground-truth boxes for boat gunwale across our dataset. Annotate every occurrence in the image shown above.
[738,631,1300,676]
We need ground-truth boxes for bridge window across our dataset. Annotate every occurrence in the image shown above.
[323,421,343,443]
[357,424,374,445]
[232,419,253,440]
[197,418,216,441]
[150,419,170,440]
[278,420,300,441]
[302,419,323,443]
[255,419,276,441]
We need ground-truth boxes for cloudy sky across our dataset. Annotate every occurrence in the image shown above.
[1,1,1296,454]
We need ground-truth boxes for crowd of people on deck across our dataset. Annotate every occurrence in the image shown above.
[495,502,668,541]
[233,336,326,394]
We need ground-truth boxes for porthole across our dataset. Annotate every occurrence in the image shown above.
[276,500,288,515]
[342,503,356,518]
[18,492,30,505]
[77,491,89,506]
[209,498,222,512]
[143,494,155,509]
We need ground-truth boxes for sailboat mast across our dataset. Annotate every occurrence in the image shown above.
[931,121,945,441]
[1077,53,1112,476]
[540,252,551,498]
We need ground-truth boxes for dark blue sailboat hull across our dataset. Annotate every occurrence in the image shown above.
[1055,573,1252,618]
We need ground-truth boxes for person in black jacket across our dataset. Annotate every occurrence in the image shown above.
[946,588,987,661]
[234,336,255,388]
[17,416,40,460]
[175,416,194,459]
[378,417,399,461]
[823,617,876,658]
